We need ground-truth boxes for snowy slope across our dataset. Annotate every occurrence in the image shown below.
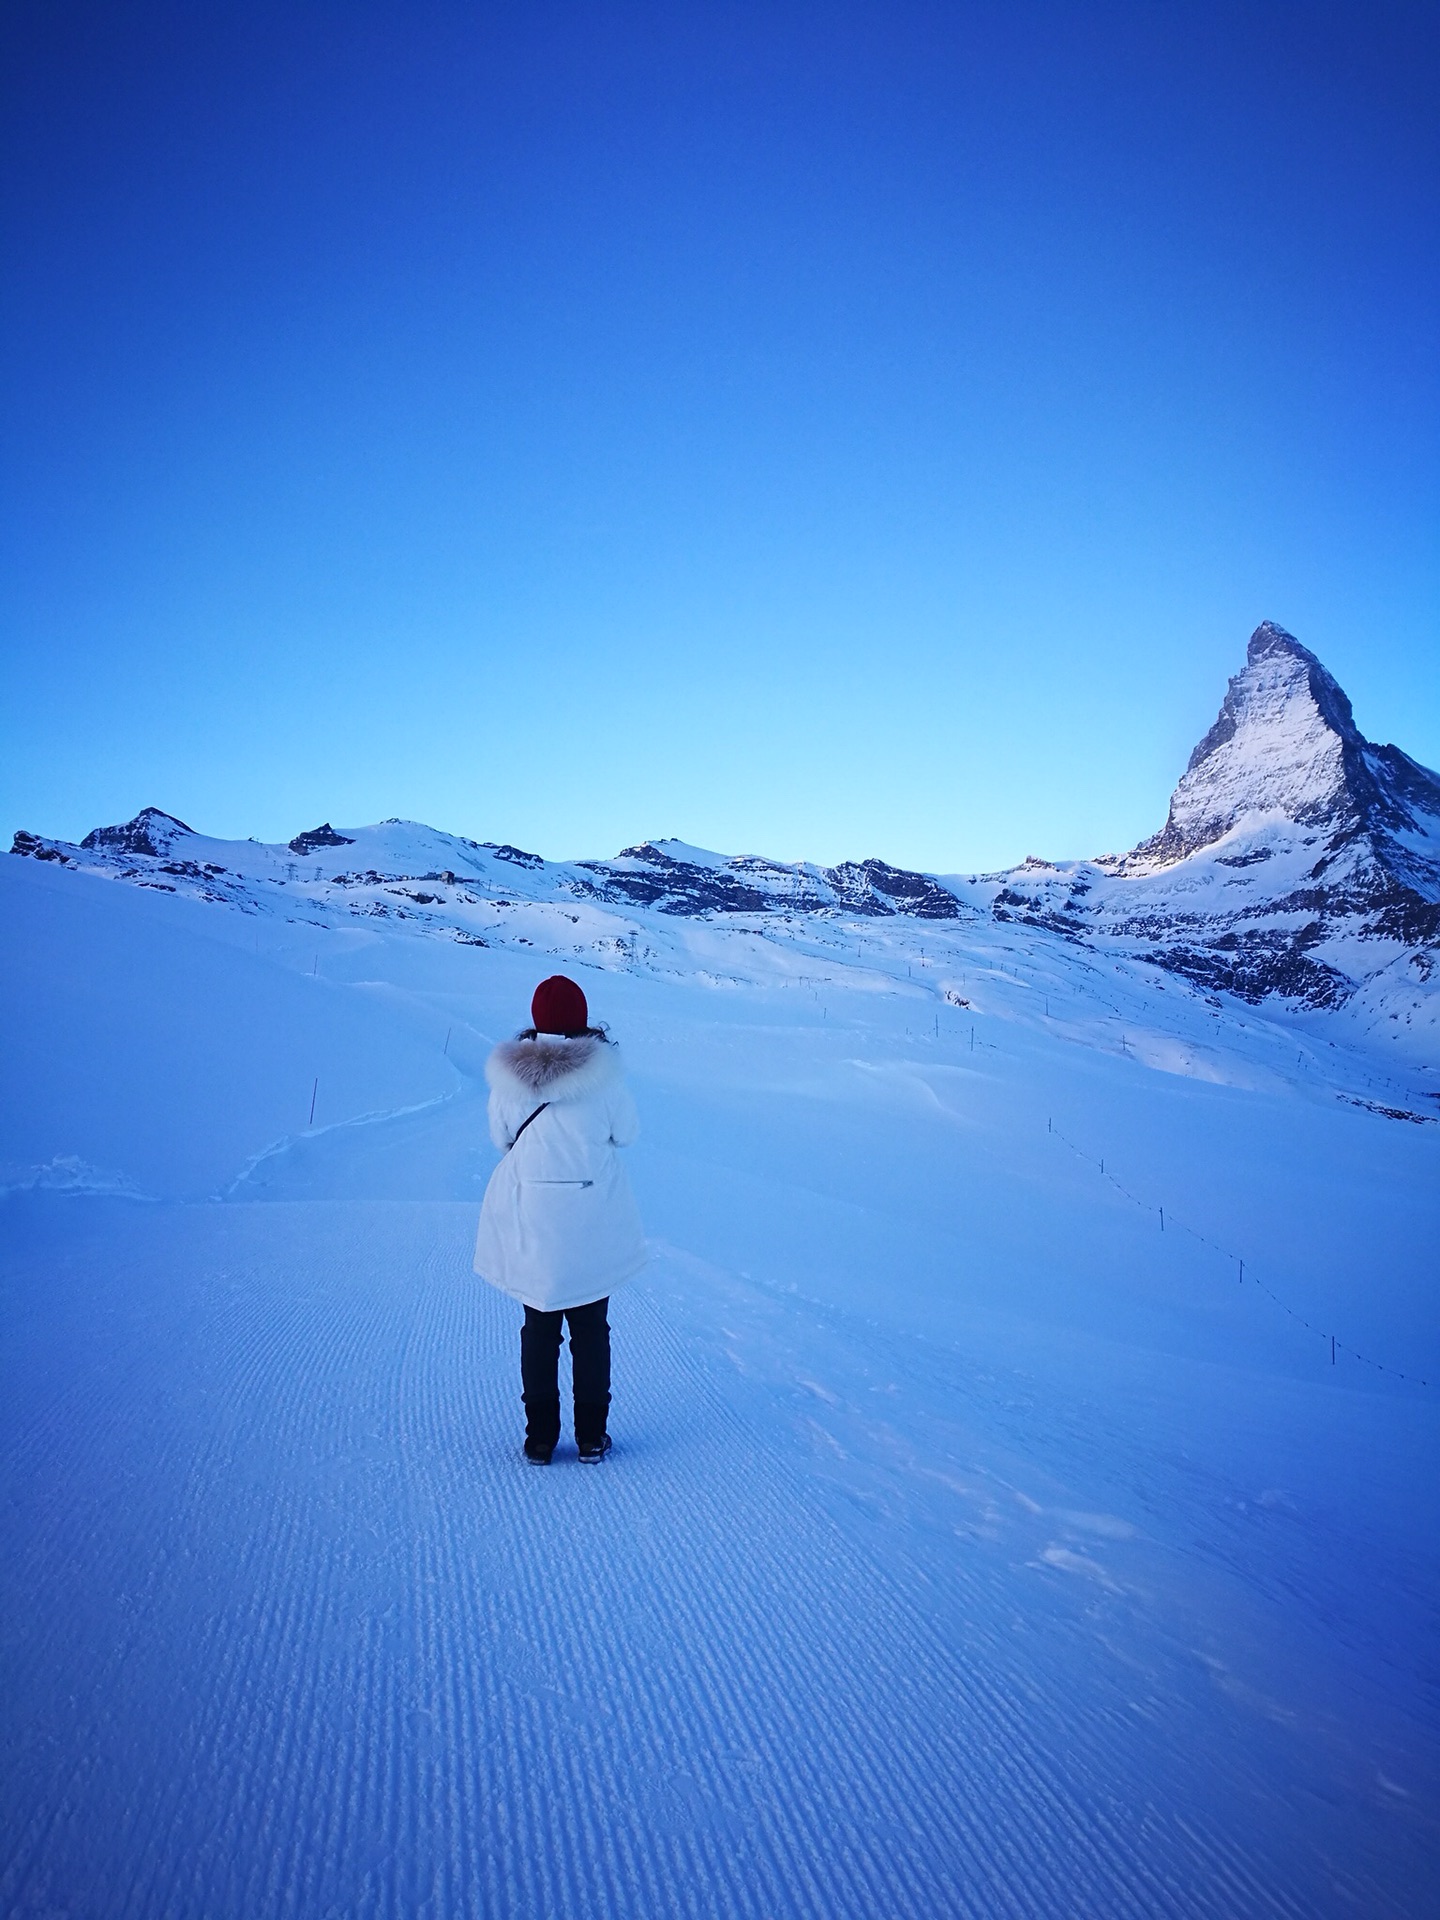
[2,851,462,1200]
[2,789,1438,1915]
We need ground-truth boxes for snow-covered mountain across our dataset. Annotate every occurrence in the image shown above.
[978,623,1440,1011]
[10,810,965,922]
[10,623,1438,1045]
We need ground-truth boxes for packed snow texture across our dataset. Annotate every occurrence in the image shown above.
[2,805,1437,1916]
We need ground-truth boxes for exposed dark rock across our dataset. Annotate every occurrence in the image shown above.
[81,808,194,857]
[288,823,355,855]
[581,848,779,916]
[1147,934,1351,1008]
[825,859,962,919]
[10,831,72,864]
[576,841,963,920]
[484,843,545,868]
[1338,1096,1434,1124]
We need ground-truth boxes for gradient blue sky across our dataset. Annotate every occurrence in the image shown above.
[3,1,1436,871]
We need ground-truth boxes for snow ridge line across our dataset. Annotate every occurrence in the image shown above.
[1044,1118,1431,1390]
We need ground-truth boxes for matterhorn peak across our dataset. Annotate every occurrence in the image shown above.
[979,623,1440,1006]
[1129,623,1375,868]
[1247,618,1315,665]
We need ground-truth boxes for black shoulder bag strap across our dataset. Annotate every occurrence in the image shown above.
[509,1103,549,1151]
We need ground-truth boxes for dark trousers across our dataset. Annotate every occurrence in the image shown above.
[520,1298,610,1448]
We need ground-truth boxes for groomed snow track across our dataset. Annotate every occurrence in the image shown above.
[2,1198,1398,1920]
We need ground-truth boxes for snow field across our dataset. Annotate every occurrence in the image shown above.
[4,1199,1429,1918]
[2,848,1438,1915]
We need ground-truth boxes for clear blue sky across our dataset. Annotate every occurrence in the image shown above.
[3,1,1435,872]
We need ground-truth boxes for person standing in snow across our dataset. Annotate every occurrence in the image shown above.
[474,975,646,1464]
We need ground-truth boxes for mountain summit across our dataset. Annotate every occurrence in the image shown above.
[986,623,1440,1007]
[1129,622,1440,876]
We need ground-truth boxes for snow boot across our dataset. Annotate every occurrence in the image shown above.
[579,1397,610,1466]
[523,1392,560,1466]
[575,1398,610,1463]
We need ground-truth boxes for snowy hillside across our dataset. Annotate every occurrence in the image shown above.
[3,624,1439,1916]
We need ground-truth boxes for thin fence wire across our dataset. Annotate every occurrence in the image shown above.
[1045,1116,1431,1390]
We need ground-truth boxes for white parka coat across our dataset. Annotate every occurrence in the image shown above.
[473,1032,646,1312]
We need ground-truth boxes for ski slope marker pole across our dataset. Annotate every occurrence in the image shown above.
[444,1027,452,1056]
[309,1078,318,1126]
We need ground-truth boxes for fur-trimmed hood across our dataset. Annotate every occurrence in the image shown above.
[486,1033,624,1103]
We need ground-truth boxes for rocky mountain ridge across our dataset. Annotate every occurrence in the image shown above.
[9,813,966,924]
[11,624,1438,1020]
[979,624,1440,1007]
[575,842,964,919]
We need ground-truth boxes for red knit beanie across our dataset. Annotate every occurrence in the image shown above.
[531,974,589,1036]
